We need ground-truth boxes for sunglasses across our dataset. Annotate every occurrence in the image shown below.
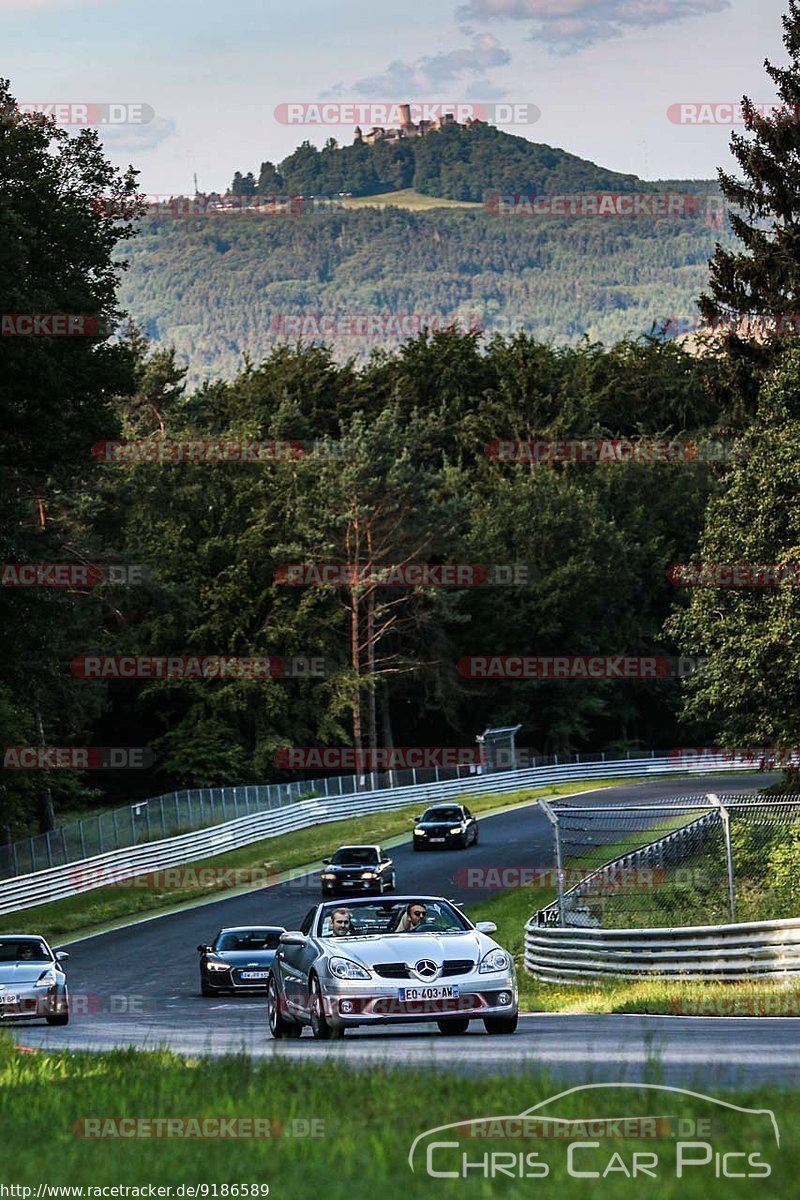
[410,909,426,918]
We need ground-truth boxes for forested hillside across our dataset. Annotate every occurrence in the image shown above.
[118,206,735,387]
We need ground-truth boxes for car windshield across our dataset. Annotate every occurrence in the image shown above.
[318,899,470,937]
[215,930,282,951]
[330,847,378,865]
[422,808,463,822]
[0,939,51,962]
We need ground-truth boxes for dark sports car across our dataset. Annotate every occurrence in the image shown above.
[412,803,479,850]
[197,926,285,995]
[320,844,396,896]
[0,934,70,1025]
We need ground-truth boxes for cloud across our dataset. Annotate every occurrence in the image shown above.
[347,32,511,96]
[96,115,176,154]
[455,0,731,53]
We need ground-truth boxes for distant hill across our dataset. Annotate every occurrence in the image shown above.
[233,121,723,204]
[118,200,734,388]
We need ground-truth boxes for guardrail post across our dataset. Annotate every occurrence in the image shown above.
[708,793,735,921]
[78,822,86,860]
[159,796,166,834]
[539,799,565,927]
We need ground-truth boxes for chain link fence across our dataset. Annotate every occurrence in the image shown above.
[537,793,800,929]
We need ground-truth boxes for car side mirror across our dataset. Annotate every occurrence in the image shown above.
[54,950,69,962]
[475,921,497,934]
[279,931,308,947]
[413,815,421,822]
[197,944,211,953]
[322,857,331,864]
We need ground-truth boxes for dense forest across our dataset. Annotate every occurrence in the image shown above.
[119,206,735,387]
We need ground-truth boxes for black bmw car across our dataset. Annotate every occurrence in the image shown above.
[412,803,479,850]
[319,845,396,896]
[197,926,285,995]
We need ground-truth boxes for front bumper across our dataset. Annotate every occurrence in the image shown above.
[317,972,518,1027]
[203,969,270,992]
[0,987,67,1021]
[413,830,464,849]
[321,877,381,895]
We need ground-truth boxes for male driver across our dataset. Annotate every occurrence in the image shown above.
[395,902,427,932]
[329,908,353,936]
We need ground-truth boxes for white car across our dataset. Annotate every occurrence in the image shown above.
[267,895,518,1040]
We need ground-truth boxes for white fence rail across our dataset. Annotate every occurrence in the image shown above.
[524,917,800,983]
[0,752,759,917]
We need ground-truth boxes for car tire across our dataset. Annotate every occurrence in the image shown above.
[483,1013,518,1034]
[46,1013,69,1026]
[472,827,479,845]
[309,976,344,1041]
[267,975,302,1039]
[200,979,215,997]
[437,1018,470,1035]
[413,843,423,852]
[389,870,396,890]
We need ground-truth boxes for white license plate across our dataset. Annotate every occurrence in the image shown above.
[240,971,268,980]
[1,994,19,1005]
[399,985,459,1001]
[429,837,446,843]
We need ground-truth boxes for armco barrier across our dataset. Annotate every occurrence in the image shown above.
[524,917,800,983]
[0,753,759,916]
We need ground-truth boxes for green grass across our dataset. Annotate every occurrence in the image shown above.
[0,1036,794,1196]
[1,779,627,942]
[341,187,482,211]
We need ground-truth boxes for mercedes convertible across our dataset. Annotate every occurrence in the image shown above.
[266,895,518,1040]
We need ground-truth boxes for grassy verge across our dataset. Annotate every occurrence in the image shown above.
[0,1036,794,1195]
[340,186,482,211]
[1,779,627,943]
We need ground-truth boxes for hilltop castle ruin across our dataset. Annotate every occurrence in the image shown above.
[354,103,483,146]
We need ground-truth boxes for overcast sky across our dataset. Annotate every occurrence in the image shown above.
[3,0,791,194]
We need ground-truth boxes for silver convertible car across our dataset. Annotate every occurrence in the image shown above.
[266,895,518,1040]
[0,935,70,1025]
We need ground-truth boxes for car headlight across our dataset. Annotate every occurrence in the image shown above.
[449,826,462,834]
[478,949,511,974]
[207,960,229,972]
[321,873,336,880]
[329,957,371,980]
[415,828,427,836]
[36,970,57,986]
[360,871,376,879]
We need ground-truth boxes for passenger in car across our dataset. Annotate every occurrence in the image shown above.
[329,908,353,936]
[394,903,427,932]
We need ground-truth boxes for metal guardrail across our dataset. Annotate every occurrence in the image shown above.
[524,917,800,983]
[0,752,758,917]
[526,790,800,983]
